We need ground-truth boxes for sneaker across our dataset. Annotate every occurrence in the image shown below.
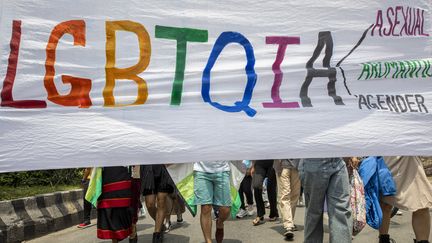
[284,228,294,240]
[164,221,172,233]
[265,201,270,208]
[77,222,91,228]
[177,218,184,225]
[247,205,255,216]
[176,215,184,225]
[236,209,248,218]
[297,198,305,207]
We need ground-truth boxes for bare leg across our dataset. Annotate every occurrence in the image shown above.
[145,194,157,221]
[200,204,213,243]
[412,208,431,241]
[155,192,168,232]
[130,223,137,239]
[216,206,230,229]
[378,201,392,235]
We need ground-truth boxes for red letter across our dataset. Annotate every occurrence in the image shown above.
[1,20,47,108]
[44,20,92,108]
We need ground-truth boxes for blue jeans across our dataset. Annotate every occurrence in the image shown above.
[299,158,352,243]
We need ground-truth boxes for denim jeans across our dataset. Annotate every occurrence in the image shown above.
[299,158,352,243]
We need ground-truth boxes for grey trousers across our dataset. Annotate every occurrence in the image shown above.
[299,158,352,243]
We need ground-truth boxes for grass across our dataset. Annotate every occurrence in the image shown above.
[0,184,80,201]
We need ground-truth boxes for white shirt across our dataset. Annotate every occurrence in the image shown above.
[193,161,230,173]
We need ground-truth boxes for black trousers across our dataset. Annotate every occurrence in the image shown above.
[252,160,278,218]
[82,179,92,223]
[239,175,253,210]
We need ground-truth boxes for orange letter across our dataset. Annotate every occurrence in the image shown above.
[44,20,92,108]
[104,21,151,106]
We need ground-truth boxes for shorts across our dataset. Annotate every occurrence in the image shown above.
[141,165,174,196]
[193,171,231,206]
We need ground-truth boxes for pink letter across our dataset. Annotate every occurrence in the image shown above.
[262,36,300,108]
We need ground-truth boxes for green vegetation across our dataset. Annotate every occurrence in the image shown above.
[0,184,80,201]
[0,168,82,201]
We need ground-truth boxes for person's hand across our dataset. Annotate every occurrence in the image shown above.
[350,157,360,168]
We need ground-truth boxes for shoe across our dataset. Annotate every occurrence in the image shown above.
[152,232,163,243]
[252,216,265,226]
[236,209,248,218]
[292,225,298,231]
[215,227,224,243]
[164,221,172,233]
[268,216,279,222]
[177,214,184,224]
[379,234,396,243]
[140,207,147,218]
[265,202,270,208]
[77,222,91,228]
[247,205,255,216]
[284,228,294,240]
[297,198,305,207]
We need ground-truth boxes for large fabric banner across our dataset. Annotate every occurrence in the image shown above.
[0,0,431,172]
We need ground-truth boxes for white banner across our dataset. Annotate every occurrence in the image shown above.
[0,0,431,172]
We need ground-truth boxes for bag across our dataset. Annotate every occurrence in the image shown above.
[350,169,367,236]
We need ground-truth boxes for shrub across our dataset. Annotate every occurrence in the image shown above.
[0,169,82,187]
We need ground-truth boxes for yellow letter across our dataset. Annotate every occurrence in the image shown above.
[104,21,151,106]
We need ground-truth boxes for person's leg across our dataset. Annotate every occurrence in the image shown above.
[238,179,246,210]
[277,168,294,230]
[155,192,168,232]
[253,163,266,219]
[213,171,232,243]
[216,206,230,243]
[200,204,213,243]
[164,194,173,232]
[244,175,254,206]
[326,160,352,243]
[378,201,392,236]
[289,168,301,219]
[194,171,214,243]
[412,208,431,242]
[82,180,92,224]
[145,194,157,221]
[300,160,329,243]
[267,167,279,218]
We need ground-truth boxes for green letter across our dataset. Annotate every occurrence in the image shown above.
[155,25,208,105]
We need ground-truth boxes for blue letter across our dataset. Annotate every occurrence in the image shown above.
[201,32,257,117]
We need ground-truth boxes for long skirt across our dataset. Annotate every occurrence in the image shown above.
[97,166,133,240]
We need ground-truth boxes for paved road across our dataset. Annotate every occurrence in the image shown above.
[27,207,430,243]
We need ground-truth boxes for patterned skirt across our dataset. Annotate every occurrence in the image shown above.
[97,166,133,240]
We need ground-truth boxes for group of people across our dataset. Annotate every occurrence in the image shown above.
[78,157,432,243]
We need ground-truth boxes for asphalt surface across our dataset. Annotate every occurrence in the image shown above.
[26,206,431,243]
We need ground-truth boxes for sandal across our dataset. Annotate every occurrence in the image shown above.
[252,217,265,226]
